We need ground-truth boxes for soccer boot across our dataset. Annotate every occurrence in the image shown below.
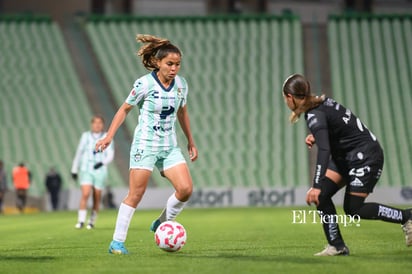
[86,223,94,230]
[108,240,128,255]
[150,219,161,232]
[314,244,350,256]
[402,218,412,247]
[75,222,84,229]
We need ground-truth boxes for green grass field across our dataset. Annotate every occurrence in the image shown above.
[1,207,411,274]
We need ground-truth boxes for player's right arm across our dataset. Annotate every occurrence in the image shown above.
[96,77,148,152]
[95,103,133,152]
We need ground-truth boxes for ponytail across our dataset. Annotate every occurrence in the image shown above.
[136,34,181,71]
[289,95,325,123]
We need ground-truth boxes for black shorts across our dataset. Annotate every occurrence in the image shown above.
[328,146,384,194]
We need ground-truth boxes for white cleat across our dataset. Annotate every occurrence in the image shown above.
[401,220,412,247]
[314,245,350,256]
[86,223,94,230]
[75,222,84,229]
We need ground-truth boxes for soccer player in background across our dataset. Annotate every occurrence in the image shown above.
[95,34,198,255]
[71,115,114,229]
[282,74,412,256]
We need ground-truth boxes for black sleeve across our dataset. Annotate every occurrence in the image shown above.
[312,129,331,189]
[306,109,330,189]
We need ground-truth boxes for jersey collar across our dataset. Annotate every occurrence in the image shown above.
[151,70,175,92]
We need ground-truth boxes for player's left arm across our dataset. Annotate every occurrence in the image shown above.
[305,109,330,206]
[177,105,198,162]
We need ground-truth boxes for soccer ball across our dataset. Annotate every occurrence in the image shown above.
[155,221,187,252]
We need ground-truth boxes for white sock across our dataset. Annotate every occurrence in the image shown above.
[113,203,135,242]
[78,209,87,223]
[166,193,187,221]
[89,210,98,225]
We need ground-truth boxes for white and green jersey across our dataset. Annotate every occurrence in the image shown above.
[126,71,188,151]
[71,131,114,174]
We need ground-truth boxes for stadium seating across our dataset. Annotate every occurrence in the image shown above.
[0,16,124,197]
[328,14,412,187]
[85,15,309,188]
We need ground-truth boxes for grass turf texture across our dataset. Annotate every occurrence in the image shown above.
[0,207,411,274]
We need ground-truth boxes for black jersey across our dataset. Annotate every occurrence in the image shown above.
[304,97,381,189]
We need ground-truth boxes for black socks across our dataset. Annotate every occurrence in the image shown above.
[317,178,346,249]
[344,193,411,224]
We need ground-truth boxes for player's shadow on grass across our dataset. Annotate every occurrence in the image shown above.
[175,253,336,264]
[0,255,56,262]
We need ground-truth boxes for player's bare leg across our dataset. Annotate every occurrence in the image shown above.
[109,169,151,254]
[76,184,92,229]
[150,163,193,232]
[87,187,102,229]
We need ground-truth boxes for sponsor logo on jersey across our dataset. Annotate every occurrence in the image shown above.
[308,118,318,128]
[314,164,322,185]
[153,125,173,132]
[324,98,335,107]
[159,106,175,119]
[350,178,364,187]
[152,90,176,100]
[307,113,315,120]
[307,113,318,128]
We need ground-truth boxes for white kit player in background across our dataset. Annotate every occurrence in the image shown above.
[96,34,198,255]
[71,115,114,229]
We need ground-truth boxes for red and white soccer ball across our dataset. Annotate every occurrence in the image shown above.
[155,221,187,252]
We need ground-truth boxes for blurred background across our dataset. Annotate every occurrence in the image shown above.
[0,0,411,212]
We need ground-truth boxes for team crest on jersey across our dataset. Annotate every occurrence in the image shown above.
[134,149,144,162]
[177,88,183,99]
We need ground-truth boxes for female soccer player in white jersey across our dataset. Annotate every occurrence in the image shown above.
[71,115,114,229]
[282,74,412,256]
[95,34,198,254]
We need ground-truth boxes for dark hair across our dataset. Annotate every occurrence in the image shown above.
[282,74,325,123]
[136,34,181,71]
[282,74,311,99]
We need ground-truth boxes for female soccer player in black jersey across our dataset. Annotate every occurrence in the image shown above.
[282,74,412,256]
